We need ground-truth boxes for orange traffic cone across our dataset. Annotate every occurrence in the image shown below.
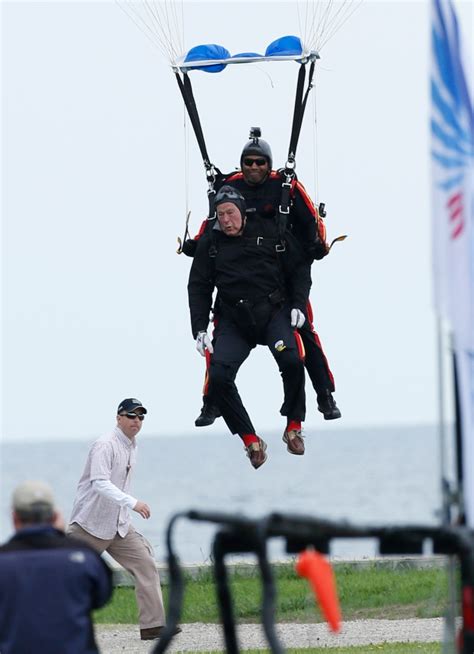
[295,549,342,632]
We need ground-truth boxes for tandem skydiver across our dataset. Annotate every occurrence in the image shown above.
[183,129,341,428]
[188,185,310,469]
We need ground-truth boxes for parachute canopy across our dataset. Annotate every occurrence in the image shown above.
[117,1,362,68]
[178,36,319,73]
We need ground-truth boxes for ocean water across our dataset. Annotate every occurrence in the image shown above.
[0,425,446,563]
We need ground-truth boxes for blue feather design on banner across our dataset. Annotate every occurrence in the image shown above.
[431,0,474,186]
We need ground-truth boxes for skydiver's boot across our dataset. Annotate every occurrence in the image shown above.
[194,398,221,427]
[317,390,341,420]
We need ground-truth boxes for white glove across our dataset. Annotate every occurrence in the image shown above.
[290,308,305,329]
[195,330,214,357]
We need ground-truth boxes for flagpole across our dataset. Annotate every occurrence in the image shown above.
[438,320,460,653]
[437,317,449,523]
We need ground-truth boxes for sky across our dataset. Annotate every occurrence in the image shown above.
[1,0,473,444]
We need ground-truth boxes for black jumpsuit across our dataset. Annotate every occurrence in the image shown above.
[188,221,310,436]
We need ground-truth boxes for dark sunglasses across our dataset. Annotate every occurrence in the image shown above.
[121,412,145,421]
[243,157,267,167]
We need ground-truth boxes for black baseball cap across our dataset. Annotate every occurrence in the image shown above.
[117,398,148,415]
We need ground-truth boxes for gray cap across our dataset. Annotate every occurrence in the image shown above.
[12,480,56,513]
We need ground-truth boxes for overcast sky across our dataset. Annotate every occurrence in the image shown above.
[2,0,473,443]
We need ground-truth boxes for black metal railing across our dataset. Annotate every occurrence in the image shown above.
[152,511,474,654]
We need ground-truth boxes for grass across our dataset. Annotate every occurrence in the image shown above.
[93,562,453,625]
[239,647,441,654]
[237,647,441,654]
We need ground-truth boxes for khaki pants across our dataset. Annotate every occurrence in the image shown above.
[67,522,165,629]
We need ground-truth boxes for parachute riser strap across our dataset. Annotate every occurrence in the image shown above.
[174,71,212,174]
[287,65,306,163]
[287,61,316,165]
[294,60,315,153]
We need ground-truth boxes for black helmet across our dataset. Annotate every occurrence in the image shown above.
[214,185,246,219]
[240,127,273,169]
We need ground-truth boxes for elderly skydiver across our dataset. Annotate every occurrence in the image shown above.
[188,185,310,468]
[184,129,341,428]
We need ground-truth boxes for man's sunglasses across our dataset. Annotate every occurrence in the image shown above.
[243,157,267,167]
[121,412,145,421]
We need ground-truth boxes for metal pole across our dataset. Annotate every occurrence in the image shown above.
[438,317,449,521]
[438,317,457,652]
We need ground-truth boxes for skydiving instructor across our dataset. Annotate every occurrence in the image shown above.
[67,398,180,642]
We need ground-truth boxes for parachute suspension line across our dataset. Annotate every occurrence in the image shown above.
[141,1,182,61]
[179,0,185,60]
[317,0,363,51]
[311,80,320,205]
[248,65,276,89]
[162,0,184,55]
[176,107,192,255]
[179,0,187,218]
[307,1,336,50]
[140,2,171,56]
[116,1,184,65]
[296,0,363,53]
[116,0,167,58]
[183,105,190,219]
[296,0,311,50]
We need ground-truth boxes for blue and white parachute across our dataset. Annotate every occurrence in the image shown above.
[178,35,318,73]
[117,0,362,70]
[116,1,362,188]
[117,1,356,248]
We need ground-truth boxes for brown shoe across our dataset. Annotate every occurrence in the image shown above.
[283,428,305,455]
[245,437,267,469]
[140,625,182,640]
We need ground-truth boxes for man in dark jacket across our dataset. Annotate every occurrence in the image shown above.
[0,480,112,654]
[188,185,309,468]
[186,130,341,427]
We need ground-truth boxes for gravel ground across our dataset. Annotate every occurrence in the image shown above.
[96,618,445,653]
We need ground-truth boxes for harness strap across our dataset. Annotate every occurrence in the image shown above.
[175,71,211,168]
[288,64,306,163]
[175,70,222,215]
[220,288,285,309]
[209,234,287,259]
[243,236,286,252]
[287,61,316,164]
[278,178,292,239]
[275,61,316,245]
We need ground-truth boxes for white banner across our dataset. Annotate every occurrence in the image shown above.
[431,0,474,526]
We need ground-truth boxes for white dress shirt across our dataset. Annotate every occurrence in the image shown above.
[69,427,138,539]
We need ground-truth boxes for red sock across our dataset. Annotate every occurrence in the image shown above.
[287,420,301,432]
[241,433,259,447]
